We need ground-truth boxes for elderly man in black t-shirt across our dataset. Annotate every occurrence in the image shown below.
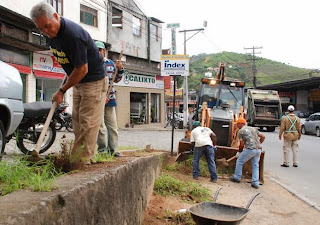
[30,2,107,164]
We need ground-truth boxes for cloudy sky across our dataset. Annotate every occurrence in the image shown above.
[136,0,319,69]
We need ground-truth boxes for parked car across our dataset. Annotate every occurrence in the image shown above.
[293,111,310,118]
[301,112,320,137]
[0,61,24,153]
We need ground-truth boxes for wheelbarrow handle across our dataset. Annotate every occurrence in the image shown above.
[246,192,260,209]
[213,187,222,203]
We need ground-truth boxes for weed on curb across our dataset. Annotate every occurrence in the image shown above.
[0,157,62,196]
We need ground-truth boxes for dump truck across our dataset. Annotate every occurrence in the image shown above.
[245,89,282,132]
[177,63,265,183]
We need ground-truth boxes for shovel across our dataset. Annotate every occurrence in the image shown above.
[30,75,68,160]
[175,150,193,163]
[216,152,239,167]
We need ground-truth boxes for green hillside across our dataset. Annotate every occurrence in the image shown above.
[188,52,317,91]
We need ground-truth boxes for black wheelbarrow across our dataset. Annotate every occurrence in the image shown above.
[189,187,260,225]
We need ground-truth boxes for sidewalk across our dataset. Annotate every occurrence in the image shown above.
[119,122,172,131]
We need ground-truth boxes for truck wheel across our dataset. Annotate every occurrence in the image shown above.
[316,127,320,137]
[0,121,5,154]
[266,127,275,132]
[301,126,306,135]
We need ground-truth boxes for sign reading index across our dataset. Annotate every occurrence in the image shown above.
[161,55,189,76]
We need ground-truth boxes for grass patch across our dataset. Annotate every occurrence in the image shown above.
[154,174,211,203]
[91,152,115,163]
[164,210,195,225]
[0,157,62,195]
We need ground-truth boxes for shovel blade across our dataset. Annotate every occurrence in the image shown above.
[175,151,193,163]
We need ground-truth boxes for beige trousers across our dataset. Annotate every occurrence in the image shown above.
[283,139,299,166]
[97,106,118,152]
[72,77,107,162]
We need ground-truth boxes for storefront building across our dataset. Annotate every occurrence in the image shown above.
[32,52,73,112]
[115,72,165,128]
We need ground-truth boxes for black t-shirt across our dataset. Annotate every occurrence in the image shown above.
[47,17,105,83]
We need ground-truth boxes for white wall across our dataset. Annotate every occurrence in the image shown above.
[107,0,162,62]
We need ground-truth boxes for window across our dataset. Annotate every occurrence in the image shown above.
[47,0,63,15]
[80,4,98,27]
[132,16,141,36]
[150,24,158,41]
[112,7,123,29]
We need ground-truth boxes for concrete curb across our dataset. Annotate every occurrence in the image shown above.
[0,154,165,225]
[269,176,320,212]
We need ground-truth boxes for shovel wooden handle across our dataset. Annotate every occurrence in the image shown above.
[226,154,238,162]
[33,101,57,153]
[33,75,67,154]
[106,51,123,98]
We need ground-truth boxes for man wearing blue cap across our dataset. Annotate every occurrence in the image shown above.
[190,121,218,182]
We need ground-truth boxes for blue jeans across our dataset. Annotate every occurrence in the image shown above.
[233,149,261,186]
[193,145,218,181]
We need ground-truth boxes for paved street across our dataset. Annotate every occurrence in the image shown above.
[3,125,320,209]
[261,128,320,208]
[3,126,186,157]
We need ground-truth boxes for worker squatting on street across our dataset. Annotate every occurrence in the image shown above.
[95,41,124,157]
[190,121,218,183]
[279,105,301,167]
[30,2,107,164]
[230,118,265,189]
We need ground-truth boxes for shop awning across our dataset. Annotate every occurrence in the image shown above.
[33,70,65,80]
[7,63,31,74]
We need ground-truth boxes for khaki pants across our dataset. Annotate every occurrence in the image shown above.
[97,106,118,152]
[72,77,107,162]
[283,139,299,166]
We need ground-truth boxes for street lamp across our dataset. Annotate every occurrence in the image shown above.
[179,27,205,128]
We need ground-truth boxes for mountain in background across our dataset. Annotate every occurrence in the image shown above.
[188,52,318,91]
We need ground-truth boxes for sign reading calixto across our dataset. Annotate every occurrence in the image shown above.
[161,55,189,76]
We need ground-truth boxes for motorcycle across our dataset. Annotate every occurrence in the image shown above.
[7,101,57,154]
[164,113,183,129]
[53,102,73,132]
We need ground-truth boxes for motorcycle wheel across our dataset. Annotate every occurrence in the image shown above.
[17,122,56,155]
[66,120,73,132]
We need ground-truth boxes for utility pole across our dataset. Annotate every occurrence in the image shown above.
[167,23,180,156]
[245,46,262,88]
[179,28,204,128]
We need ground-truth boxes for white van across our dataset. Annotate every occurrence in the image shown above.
[0,61,24,153]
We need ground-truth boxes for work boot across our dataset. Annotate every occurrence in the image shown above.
[280,164,289,167]
[112,152,124,157]
[229,177,240,183]
[98,148,109,154]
